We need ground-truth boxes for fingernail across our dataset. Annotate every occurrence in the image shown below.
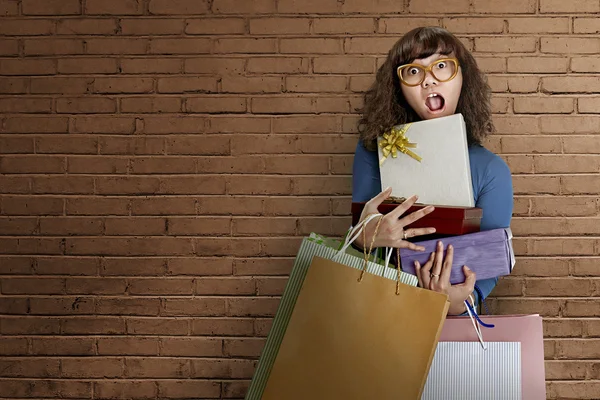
[448,244,453,250]
[465,266,470,271]
[414,261,419,267]
[384,186,391,192]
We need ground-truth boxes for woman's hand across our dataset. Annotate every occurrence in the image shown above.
[414,241,476,315]
[354,187,436,251]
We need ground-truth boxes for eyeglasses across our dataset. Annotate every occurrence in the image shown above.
[397,58,459,87]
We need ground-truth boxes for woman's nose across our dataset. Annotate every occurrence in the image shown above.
[421,72,438,88]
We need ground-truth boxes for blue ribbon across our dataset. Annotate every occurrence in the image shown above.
[465,299,495,329]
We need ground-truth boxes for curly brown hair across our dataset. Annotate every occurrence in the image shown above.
[358,27,494,150]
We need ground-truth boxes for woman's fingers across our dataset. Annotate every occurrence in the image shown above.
[403,227,436,240]
[430,241,444,278]
[387,194,419,220]
[414,260,424,288]
[440,244,454,283]
[362,186,392,215]
[397,204,435,227]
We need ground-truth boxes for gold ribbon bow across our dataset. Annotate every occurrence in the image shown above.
[378,124,422,166]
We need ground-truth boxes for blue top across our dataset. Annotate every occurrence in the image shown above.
[352,141,514,302]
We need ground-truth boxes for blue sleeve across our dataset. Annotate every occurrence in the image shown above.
[474,155,514,303]
[352,141,381,203]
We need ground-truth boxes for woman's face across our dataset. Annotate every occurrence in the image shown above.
[399,52,463,120]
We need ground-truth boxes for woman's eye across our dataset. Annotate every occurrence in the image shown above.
[409,68,420,75]
[436,61,447,69]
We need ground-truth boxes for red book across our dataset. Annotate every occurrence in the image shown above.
[351,202,482,236]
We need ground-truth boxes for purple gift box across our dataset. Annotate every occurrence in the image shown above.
[399,228,515,284]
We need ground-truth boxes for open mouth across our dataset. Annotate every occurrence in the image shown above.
[425,93,445,113]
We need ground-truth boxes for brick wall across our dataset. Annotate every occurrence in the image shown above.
[0,0,598,398]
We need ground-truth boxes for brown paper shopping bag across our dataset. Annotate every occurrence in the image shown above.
[262,255,450,400]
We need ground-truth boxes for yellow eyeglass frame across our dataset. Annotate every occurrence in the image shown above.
[396,58,460,87]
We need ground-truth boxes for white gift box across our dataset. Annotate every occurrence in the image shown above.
[377,113,474,207]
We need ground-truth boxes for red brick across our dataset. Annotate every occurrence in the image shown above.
[2,196,62,215]
[85,0,143,15]
[61,315,125,335]
[167,257,233,276]
[31,337,95,355]
[131,156,195,174]
[195,238,260,257]
[232,216,294,236]
[157,76,216,93]
[67,237,195,256]
[57,97,117,114]
[313,17,374,34]
[0,97,52,113]
[166,135,228,156]
[525,278,595,297]
[344,37,398,55]
[30,77,92,94]
[223,381,250,399]
[36,257,100,276]
[487,298,560,317]
[476,37,537,53]
[131,197,196,216]
[208,116,270,133]
[226,297,280,317]
[101,25,152,48]
[224,338,266,357]
[191,358,256,379]
[571,259,600,277]
[186,96,247,113]
[574,18,600,34]
[149,0,210,15]
[160,337,223,357]
[196,277,256,295]
[0,78,29,94]
[197,195,263,216]
[102,258,166,276]
[562,175,600,195]
[277,0,339,13]
[221,76,281,93]
[127,318,189,335]
[249,17,309,34]
[66,197,129,216]
[56,18,118,34]
[122,18,184,35]
[122,97,182,113]
[280,38,342,54]
[443,17,504,33]
[540,0,600,13]
[128,278,194,295]
[0,0,19,16]
[547,381,600,399]
[24,38,84,55]
[57,58,118,74]
[530,196,597,217]
[162,298,226,316]
[0,358,60,377]
[92,77,153,94]
[227,176,292,195]
[121,58,182,74]
[233,257,294,276]
[4,116,68,133]
[167,216,231,236]
[98,337,159,355]
[22,0,81,15]
[0,297,28,314]
[95,176,161,195]
[0,59,56,75]
[274,115,340,132]
[197,155,263,174]
[1,155,64,173]
[66,278,127,295]
[508,17,569,33]
[473,0,535,12]
[186,17,245,35]
[0,338,28,355]
[191,317,254,336]
[99,136,164,155]
[542,37,600,54]
[105,217,166,236]
[96,298,161,316]
[0,217,37,235]
[256,277,288,296]
[158,380,221,398]
[39,217,103,235]
[94,381,157,400]
[408,0,470,13]
[544,318,584,338]
[29,297,95,315]
[0,38,18,55]
[501,136,561,154]
[32,176,94,194]
[0,136,34,154]
[185,57,245,74]
[150,38,211,54]
[62,357,124,378]
[507,56,568,73]
[513,97,573,114]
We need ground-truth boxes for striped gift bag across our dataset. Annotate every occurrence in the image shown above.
[245,234,419,400]
[422,342,522,400]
